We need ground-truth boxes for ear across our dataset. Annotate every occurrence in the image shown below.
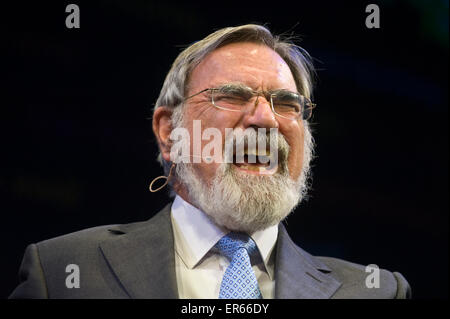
[152,106,173,162]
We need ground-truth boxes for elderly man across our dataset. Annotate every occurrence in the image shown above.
[10,24,411,299]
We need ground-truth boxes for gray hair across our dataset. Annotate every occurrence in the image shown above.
[154,24,316,179]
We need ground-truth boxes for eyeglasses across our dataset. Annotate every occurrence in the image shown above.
[184,84,316,120]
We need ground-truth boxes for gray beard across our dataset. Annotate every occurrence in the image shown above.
[175,134,308,234]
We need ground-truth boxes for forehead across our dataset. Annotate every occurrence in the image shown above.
[188,42,297,93]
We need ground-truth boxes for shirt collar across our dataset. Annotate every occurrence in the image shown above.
[171,195,278,279]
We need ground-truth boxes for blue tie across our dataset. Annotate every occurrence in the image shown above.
[215,232,263,299]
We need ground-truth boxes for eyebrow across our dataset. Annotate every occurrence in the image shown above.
[215,82,294,95]
[215,82,253,91]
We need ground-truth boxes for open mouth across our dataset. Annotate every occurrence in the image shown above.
[232,149,278,175]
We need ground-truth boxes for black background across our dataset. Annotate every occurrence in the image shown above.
[2,0,448,298]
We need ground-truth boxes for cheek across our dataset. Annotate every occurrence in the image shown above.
[287,137,304,177]
[282,122,305,178]
[185,111,237,183]
[192,162,220,187]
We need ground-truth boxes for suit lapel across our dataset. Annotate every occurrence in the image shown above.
[275,224,342,299]
[98,202,341,299]
[99,204,179,299]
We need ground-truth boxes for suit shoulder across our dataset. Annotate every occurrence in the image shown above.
[316,256,411,299]
[35,220,149,259]
[38,224,117,249]
[11,206,172,298]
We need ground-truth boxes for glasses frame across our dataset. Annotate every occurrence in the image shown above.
[184,87,316,121]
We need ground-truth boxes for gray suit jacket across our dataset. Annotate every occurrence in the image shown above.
[9,203,411,299]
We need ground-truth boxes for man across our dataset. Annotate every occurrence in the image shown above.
[10,24,411,299]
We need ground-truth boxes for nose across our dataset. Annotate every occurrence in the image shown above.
[242,96,279,129]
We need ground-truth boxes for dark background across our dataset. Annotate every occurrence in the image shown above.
[2,0,448,298]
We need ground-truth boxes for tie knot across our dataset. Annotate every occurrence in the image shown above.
[215,232,258,261]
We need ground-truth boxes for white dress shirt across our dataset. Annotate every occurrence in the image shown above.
[171,195,278,299]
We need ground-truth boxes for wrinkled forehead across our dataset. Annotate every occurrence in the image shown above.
[188,42,297,94]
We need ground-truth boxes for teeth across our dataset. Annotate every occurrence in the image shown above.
[235,164,260,171]
[234,163,278,175]
[232,150,276,164]
[242,149,270,156]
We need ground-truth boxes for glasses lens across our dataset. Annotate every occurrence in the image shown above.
[211,87,252,111]
[271,91,303,119]
[211,87,314,120]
